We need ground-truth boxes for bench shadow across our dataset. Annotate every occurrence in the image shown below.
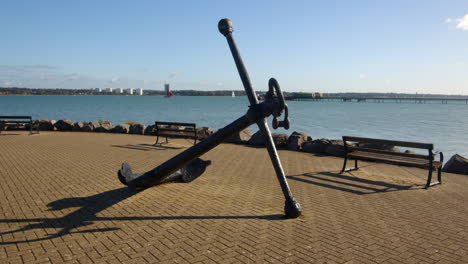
[287,171,422,195]
[0,187,284,245]
[112,143,185,151]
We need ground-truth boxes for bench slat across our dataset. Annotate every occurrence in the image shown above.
[0,121,30,124]
[344,136,433,149]
[348,152,442,169]
[347,146,432,160]
[155,127,195,132]
[155,121,196,127]
[156,131,197,137]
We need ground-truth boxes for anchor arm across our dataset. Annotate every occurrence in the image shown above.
[120,102,274,189]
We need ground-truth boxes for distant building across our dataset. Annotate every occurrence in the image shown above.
[94,88,101,93]
[136,88,143,96]
[164,84,170,94]
[124,88,134,95]
[114,88,123,94]
[164,83,173,97]
[104,88,113,93]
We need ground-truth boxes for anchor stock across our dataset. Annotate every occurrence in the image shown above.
[117,18,301,218]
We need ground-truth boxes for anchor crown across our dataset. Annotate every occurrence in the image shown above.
[218,18,233,36]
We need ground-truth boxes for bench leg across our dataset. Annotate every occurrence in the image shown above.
[340,157,359,173]
[438,167,442,184]
[426,168,433,189]
[154,135,160,145]
[340,157,348,174]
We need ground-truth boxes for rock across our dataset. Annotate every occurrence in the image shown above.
[288,131,312,151]
[36,119,56,131]
[129,123,145,134]
[248,131,289,147]
[443,154,468,175]
[225,128,253,144]
[81,121,98,132]
[94,121,113,133]
[54,119,74,131]
[73,122,86,131]
[196,127,216,140]
[302,138,331,154]
[113,124,130,134]
[248,131,264,145]
[273,133,289,147]
[144,125,156,136]
[324,140,348,157]
[361,143,400,152]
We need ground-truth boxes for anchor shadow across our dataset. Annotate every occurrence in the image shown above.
[0,186,284,245]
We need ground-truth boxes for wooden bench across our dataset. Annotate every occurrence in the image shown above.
[340,136,443,189]
[0,116,38,135]
[154,121,197,145]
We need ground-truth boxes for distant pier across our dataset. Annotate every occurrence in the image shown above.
[285,96,468,104]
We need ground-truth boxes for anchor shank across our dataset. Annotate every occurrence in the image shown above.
[224,33,259,106]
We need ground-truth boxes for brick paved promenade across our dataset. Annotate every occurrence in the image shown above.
[1,132,467,263]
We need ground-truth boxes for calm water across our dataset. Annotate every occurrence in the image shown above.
[1,95,467,158]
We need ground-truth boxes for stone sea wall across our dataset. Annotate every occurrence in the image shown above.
[6,119,468,175]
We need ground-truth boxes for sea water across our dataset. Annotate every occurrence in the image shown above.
[1,95,467,158]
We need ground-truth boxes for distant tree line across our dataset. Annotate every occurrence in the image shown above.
[1,87,466,99]
[0,87,252,96]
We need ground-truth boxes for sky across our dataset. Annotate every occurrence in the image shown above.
[1,0,467,94]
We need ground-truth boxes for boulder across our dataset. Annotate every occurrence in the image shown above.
[54,119,74,131]
[225,128,253,144]
[196,127,216,140]
[288,131,312,151]
[324,140,347,157]
[144,125,156,136]
[112,124,130,134]
[443,154,468,175]
[129,123,145,134]
[81,121,99,132]
[94,121,113,133]
[36,119,56,131]
[302,138,331,154]
[73,122,86,131]
[248,131,289,147]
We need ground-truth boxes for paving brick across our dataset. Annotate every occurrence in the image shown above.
[0,131,467,263]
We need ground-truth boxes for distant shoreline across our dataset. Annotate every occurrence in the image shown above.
[1,87,467,99]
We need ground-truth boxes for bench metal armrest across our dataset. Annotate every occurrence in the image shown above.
[433,151,444,163]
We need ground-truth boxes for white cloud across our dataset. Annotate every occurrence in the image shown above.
[456,14,468,30]
[3,81,12,86]
[169,72,183,79]
[359,74,366,79]
[446,14,468,30]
